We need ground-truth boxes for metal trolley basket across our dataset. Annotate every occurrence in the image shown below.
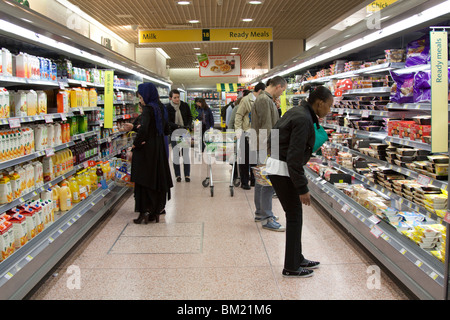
[201,130,241,197]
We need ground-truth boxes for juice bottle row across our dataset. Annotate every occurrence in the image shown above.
[0,48,57,81]
[55,88,98,113]
[0,116,92,164]
[1,198,55,262]
[0,127,35,162]
[0,88,47,119]
[0,158,117,263]
[0,161,44,204]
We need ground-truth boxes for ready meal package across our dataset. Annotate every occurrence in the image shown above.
[391,71,414,104]
[405,36,430,68]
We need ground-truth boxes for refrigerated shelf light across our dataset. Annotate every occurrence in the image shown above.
[0,19,171,87]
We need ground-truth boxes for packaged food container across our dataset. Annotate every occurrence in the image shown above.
[9,213,28,248]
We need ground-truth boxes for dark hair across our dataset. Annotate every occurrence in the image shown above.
[307,85,333,105]
[242,89,251,97]
[267,76,287,88]
[195,97,209,110]
[254,82,266,93]
[235,90,251,105]
[169,89,180,98]
[302,84,312,93]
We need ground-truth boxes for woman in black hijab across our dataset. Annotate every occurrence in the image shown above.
[131,82,173,224]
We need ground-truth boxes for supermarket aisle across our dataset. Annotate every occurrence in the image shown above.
[28,159,412,300]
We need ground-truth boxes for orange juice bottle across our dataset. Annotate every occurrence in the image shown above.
[68,177,80,204]
[59,181,72,211]
[89,167,98,191]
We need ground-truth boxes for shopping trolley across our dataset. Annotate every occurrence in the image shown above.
[201,130,241,197]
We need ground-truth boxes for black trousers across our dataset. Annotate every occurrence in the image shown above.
[238,136,255,186]
[268,174,305,271]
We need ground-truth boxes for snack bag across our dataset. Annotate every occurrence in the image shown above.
[405,36,430,68]
[390,71,414,104]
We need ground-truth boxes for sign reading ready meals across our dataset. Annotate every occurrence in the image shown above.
[139,28,272,44]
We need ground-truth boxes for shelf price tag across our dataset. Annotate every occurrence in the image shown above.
[417,174,432,186]
[45,148,55,157]
[370,225,383,238]
[44,115,53,123]
[341,204,350,213]
[8,118,21,128]
[61,114,68,121]
[369,215,381,225]
[362,110,369,118]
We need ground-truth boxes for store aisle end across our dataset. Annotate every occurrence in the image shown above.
[28,156,413,300]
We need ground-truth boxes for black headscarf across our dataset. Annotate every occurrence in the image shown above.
[138,82,163,136]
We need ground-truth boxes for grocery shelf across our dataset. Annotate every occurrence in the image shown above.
[98,132,125,144]
[330,107,415,118]
[0,75,60,88]
[387,103,450,112]
[97,100,138,105]
[323,123,388,141]
[328,142,448,192]
[65,79,104,88]
[0,154,99,215]
[302,62,405,85]
[0,109,101,127]
[343,87,392,96]
[323,123,434,152]
[0,130,98,171]
[70,107,102,113]
[0,179,130,300]
[315,155,445,224]
[392,61,450,75]
[305,166,445,300]
[385,136,432,152]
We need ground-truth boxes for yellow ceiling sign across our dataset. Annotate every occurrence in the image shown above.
[139,28,272,44]
[211,28,272,42]
[367,0,399,12]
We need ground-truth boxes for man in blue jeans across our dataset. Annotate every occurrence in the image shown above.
[167,89,193,182]
[250,76,287,232]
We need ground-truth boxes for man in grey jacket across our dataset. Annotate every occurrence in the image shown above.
[235,82,266,189]
[250,76,287,231]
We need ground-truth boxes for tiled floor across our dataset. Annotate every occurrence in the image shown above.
[28,159,413,300]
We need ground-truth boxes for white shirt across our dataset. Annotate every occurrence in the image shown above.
[264,157,290,177]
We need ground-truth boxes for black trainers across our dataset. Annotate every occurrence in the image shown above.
[282,268,314,278]
[299,259,320,269]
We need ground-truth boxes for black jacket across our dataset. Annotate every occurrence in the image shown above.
[268,100,319,195]
[166,101,193,133]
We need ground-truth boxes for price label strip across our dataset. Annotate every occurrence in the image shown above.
[370,225,383,238]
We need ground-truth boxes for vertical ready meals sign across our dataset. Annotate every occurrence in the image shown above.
[198,55,242,78]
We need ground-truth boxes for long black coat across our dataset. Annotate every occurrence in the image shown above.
[131,103,173,195]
